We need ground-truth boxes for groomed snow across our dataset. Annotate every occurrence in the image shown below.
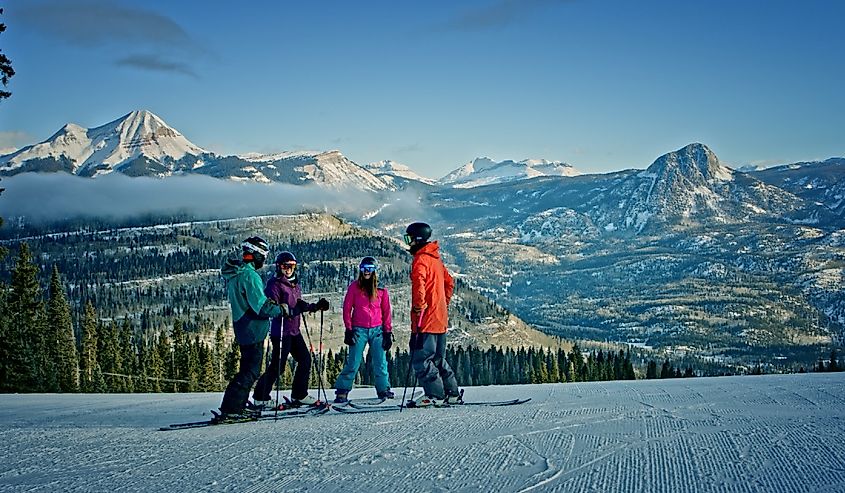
[1,373,844,492]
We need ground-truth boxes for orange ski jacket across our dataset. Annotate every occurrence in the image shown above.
[410,241,454,334]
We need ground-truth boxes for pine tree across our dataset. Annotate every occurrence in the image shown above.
[156,330,174,392]
[556,348,568,382]
[480,348,493,385]
[660,360,673,379]
[214,323,226,390]
[171,320,187,391]
[0,8,15,101]
[147,336,164,393]
[198,342,216,391]
[535,348,549,383]
[224,340,239,382]
[585,353,596,381]
[48,266,78,392]
[99,321,121,392]
[135,336,149,393]
[546,350,561,383]
[4,243,46,392]
[187,336,200,392]
[79,301,99,392]
[521,348,533,384]
[624,350,635,380]
[568,344,584,382]
[0,272,8,390]
[119,318,134,392]
[646,360,658,379]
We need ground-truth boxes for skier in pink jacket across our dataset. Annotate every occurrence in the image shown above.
[333,256,394,403]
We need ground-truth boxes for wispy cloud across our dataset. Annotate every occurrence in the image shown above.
[440,0,572,31]
[15,0,207,77]
[115,54,198,78]
[393,143,422,155]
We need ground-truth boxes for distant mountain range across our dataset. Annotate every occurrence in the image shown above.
[439,157,579,188]
[0,110,582,190]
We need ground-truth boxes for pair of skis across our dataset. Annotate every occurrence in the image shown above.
[334,390,531,415]
[332,390,424,409]
[160,393,531,431]
[159,403,330,431]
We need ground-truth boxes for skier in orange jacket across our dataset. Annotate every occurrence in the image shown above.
[404,222,461,406]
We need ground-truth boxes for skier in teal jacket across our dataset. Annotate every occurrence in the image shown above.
[218,236,289,418]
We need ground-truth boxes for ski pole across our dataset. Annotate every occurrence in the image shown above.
[318,310,327,404]
[401,308,424,413]
[302,313,326,405]
[274,338,282,420]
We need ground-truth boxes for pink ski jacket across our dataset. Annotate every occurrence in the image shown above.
[342,281,393,332]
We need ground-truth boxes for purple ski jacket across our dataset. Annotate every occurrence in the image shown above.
[264,275,315,338]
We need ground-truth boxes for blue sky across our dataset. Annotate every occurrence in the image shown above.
[1,0,843,178]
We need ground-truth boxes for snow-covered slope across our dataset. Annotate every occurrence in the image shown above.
[440,157,580,188]
[199,150,391,191]
[1,374,843,492]
[366,159,436,185]
[751,158,845,217]
[0,110,207,177]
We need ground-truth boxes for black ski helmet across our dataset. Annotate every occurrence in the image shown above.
[404,222,432,244]
[274,251,297,265]
[241,236,270,262]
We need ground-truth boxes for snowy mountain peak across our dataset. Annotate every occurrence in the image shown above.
[440,156,579,188]
[87,110,207,166]
[366,159,435,185]
[647,143,733,182]
[54,122,87,136]
[0,110,208,177]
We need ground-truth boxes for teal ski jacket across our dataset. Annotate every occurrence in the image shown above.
[221,258,286,345]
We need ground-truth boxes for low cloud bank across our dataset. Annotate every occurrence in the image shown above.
[0,173,400,224]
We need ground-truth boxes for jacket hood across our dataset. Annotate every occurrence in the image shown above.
[221,257,253,280]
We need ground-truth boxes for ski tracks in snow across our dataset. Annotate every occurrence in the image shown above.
[2,374,845,492]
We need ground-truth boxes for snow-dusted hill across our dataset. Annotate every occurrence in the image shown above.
[750,158,845,217]
[200,150,391,192]
[439,157,580,188]
[1,373,843,492]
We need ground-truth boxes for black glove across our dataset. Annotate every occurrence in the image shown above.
[316,298,330,312]
[279,303,289,317]
[295,299,310,315]
[409,332,424,351]
[382,331,394,351]
[344,330,357,346]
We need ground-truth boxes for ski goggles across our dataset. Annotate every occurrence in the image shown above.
[359,265,377,273]
[278,262,297,270]
[403,233,413,245]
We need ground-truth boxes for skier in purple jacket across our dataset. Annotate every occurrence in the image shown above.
[253,251,329,409]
